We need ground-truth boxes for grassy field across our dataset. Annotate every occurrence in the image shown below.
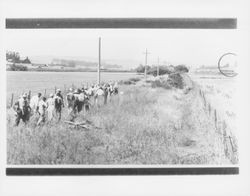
[7,75,237,165]
[6,71,137,103]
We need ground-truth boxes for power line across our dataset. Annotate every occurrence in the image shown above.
[97,37,101,85]
[157,57,160,77]
[143,48,150,79]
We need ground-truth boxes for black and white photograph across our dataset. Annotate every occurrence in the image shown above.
[6,27,239,166]
[1,0,250,195]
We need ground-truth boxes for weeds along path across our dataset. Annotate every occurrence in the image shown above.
[155,78,231,164]
[7,79,232,164]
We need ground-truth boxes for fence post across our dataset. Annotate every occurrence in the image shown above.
[54,86,56,93]
[202,92,206,108]
[208,103,211,116]
[228,136,235,152]
[44,89,47,96]
[214,109,217,129]
[28,90,31,101]
[10,93,14,107]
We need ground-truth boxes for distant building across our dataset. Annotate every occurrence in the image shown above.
[46,65,64,70]
[195,65,219,74]
[20,57,31,64]
[32,63,48,68]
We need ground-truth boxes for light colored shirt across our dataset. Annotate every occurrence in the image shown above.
[78,93,86,101]
[30,95,40,110]
[38,100,47,114]
[46,97,54,108]
[18,98,25,108]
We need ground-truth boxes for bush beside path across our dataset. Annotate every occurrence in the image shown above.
[7,74,237,164]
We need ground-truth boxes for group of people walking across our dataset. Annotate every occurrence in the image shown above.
[12,81,119,126]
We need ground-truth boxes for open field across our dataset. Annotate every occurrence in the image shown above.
[191,73,237,139]
[7,74,237,165]
[6,71,138,103]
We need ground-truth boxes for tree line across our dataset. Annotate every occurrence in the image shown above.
[6,51,31,64]
[135,64,189,76]
[6,51,31,71]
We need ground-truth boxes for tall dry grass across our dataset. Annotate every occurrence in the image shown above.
[7,83,235,165]
[8,86,173,164]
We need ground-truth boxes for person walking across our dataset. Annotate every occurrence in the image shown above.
[54,91,63,121]
[66,88,75,112]
[37,96,47,126]
[72,89,80,113]
[102,83,110,105]
[46,93,55,121]
[13,96,23,126]
[13,94,31,126]
[56,89,64,107]
[30,92,42,113]
[113,81,119,94]
[77,89,86,113]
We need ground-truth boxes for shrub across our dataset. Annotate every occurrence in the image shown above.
[151,79,171,89]
[136,64,150,73]
[123,80,134,85]
[129,77,141,82]
[119,77,141,85]
[8,64,28,71]
[147,66,173,76]
[151,73,184,89]
[135,65,173,76]
[167,73,184,89]
[174,65,189,73]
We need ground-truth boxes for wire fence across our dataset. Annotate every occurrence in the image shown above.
[198,88,238,163]
[7,83,81,108]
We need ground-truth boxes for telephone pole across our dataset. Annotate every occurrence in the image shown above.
[157,57,160,77]
[97,37,101,85]
[143,48,150,79]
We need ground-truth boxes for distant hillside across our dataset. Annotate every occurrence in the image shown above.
[29,55,124,70]
[50,58,123,69]
[29,55,54,64]
[51,58,96,68]
[194,65,220,75]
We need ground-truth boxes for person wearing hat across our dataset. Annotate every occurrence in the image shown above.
[72,89,80,113]
[77,89,87,113]
[37,96,47,125]
[46,93,55,121]
[30,92,42,113]
[13,93,31,126]
[54,90,63,121]
[56,89,64,107]
[113,81,119,95]
[66,88,75,112]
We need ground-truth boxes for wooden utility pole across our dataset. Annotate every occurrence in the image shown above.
[143,48,150,79]
[97,37,101,85]
[10,93,14,107]
[157,57,160,77]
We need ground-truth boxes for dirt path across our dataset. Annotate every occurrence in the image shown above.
[155,78,231,164]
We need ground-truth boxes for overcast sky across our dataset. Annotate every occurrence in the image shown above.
[2,0,239,68]
[5,29,238,68]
